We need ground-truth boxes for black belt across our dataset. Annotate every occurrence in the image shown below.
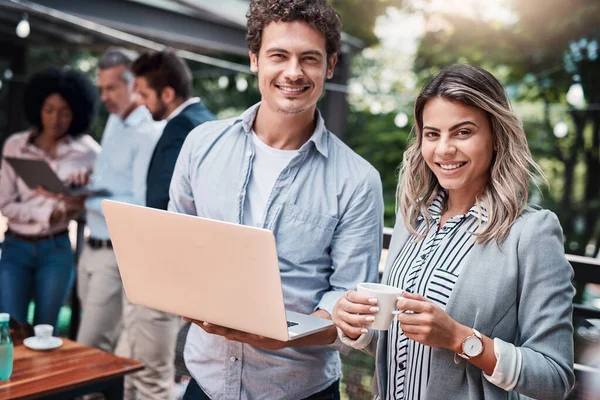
[88,237,112,249]
[5,229,69,243]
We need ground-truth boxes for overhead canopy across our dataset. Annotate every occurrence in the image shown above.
[4,0,363,56]
[2,0,248,54]
[0,0,363,78]
[0,0,128,49]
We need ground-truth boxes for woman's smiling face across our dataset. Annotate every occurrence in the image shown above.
[420,97,495,200]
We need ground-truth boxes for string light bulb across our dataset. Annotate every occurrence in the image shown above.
[16,14,30,38]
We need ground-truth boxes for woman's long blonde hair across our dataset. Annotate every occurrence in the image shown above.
[398,64,545,244]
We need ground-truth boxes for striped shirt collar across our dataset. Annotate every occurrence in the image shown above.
[425,190,489,223]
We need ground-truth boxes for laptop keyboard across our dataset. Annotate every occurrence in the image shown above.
[287,320,299,327]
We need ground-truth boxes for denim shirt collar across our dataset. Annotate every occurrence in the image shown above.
[239,102,329,158]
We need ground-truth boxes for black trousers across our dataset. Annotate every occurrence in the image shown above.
[182,378,340,400]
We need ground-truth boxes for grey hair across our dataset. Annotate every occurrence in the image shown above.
[398,64,546,244]
[98,47,138,85]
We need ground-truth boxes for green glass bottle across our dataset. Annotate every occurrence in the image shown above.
[0,313,13,380]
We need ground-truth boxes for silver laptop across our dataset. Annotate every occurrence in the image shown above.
[101,200,333,341]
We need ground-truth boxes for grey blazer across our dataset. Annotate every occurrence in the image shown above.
[366,208,575,400]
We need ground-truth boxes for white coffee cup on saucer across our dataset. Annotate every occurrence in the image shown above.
[34,324,54,342]
[357,283,403,330]
[24,324,62,351]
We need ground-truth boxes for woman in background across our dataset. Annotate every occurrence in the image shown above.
[334,64,574,399]
[0,66,99,329]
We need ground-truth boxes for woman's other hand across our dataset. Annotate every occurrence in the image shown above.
[46,194,86,224]
[36,186,86,209]
[396,291,466,351]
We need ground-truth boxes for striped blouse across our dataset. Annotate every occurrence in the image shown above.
[384,191,487,399]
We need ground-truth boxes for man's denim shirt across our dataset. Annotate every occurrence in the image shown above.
[168,103,383,400]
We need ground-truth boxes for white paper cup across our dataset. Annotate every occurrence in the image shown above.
[357,283,403,330]
[34,324,54,341]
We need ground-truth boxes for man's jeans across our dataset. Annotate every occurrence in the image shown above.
[183,378,340,400]
[0,234,75,327]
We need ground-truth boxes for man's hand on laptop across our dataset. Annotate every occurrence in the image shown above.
[183,317,287,350]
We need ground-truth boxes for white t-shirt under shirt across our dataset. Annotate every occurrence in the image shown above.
[243,131,299,227]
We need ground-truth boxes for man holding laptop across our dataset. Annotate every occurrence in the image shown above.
[168,0,383,398]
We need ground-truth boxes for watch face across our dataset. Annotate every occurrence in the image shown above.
[463,336,483,357]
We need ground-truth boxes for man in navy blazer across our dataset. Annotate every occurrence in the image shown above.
[115,51,214,400]
[133,51,215,211]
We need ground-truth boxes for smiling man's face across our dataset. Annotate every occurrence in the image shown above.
[250,20,335,117]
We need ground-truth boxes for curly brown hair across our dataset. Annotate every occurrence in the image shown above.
[24,66,97,137]
[246,0,342,58]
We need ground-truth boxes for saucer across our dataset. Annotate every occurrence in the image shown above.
[23,336,63,351]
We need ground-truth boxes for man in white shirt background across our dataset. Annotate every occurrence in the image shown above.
[76,48,160,356]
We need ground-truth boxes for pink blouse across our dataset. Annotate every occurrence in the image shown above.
[0,130,100,236]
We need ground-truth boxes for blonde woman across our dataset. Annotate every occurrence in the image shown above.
[333,64,574,399]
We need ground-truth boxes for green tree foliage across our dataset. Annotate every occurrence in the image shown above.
[346,110,411,224]
[330,0,405,46]
[187,58,260,119]
[342,7,420,226]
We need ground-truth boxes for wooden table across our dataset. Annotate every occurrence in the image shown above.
[0,338,143,399]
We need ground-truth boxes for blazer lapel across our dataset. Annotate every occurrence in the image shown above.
[443,240,516,333]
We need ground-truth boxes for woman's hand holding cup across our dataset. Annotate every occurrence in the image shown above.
[357,283,404,330]
[332,290,379,340]
[333,283,405,339]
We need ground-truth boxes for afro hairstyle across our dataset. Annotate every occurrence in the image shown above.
[23,66,98,137]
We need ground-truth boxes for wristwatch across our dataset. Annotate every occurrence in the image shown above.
[457,328,483,360]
